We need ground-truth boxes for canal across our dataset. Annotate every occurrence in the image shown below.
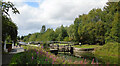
[50,47,104,64]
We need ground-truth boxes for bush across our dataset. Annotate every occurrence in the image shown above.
[10,50,53,64]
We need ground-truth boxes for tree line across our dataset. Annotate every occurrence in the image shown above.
[22,2,120,45]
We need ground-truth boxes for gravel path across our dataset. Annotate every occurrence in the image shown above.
[9,47,24,54]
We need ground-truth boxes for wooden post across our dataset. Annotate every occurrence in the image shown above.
[70,47,73,55]
[57,44,59,51]
[64,45,65,54]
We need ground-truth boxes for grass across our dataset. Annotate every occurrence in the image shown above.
[94,42,119,64]
[73,44,101,48]
[6,43,12,44]
[53,43,72,46]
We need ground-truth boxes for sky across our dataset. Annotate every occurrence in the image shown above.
[4,0,108,36]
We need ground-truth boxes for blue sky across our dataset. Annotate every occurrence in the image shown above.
[8,0,108,36]
[25,2,39,7]
[24,0,44,7]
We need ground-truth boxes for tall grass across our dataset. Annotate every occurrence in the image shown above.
[94,42,119,64]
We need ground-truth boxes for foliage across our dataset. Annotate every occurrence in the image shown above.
[2,1,19,48]
[17,36,20,41]
[10,50,53,64]
[94,42,119,64]
[40,25,46,33]
[67,24,75,41]
[56,25,68,41]
[1,1,20,16]
[63,37,69,41]
[109,12,120,43]
[2,15,18,43]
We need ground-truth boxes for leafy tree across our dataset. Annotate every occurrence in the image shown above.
[21,36,24,40]
[17,36,20,40]
[2,1,20,16]
[2,15,18,46]
[67,24,75,41]
[74,18,80,41]
[47,28,56,41]
[1,1,19,47]
[40,25,46,33]
[95,21,106,45]
[109,12,120,42]
[57,25,68,41]
[85,22,96,44]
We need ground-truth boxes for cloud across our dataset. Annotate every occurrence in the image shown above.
[6,0,108,36]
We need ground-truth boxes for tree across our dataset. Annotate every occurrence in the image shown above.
[21,36,24,40]
[109,12,120,42]
[40,25,46,33]
[104,2,120,43]
[74,18,80,41]
[95,21,106,45]
[2,15,18,46]
[2,1,19,48]
[56,25,68,41]
[17,36,20,41]
[67,24,75,41]
[47,28,56,41]
[2,1,20,17]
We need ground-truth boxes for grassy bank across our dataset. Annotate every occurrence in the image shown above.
[94,42,119,64]
[54,43,70,46]
[73,44,101,48]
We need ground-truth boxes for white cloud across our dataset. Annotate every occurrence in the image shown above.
[6,0,108,36]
